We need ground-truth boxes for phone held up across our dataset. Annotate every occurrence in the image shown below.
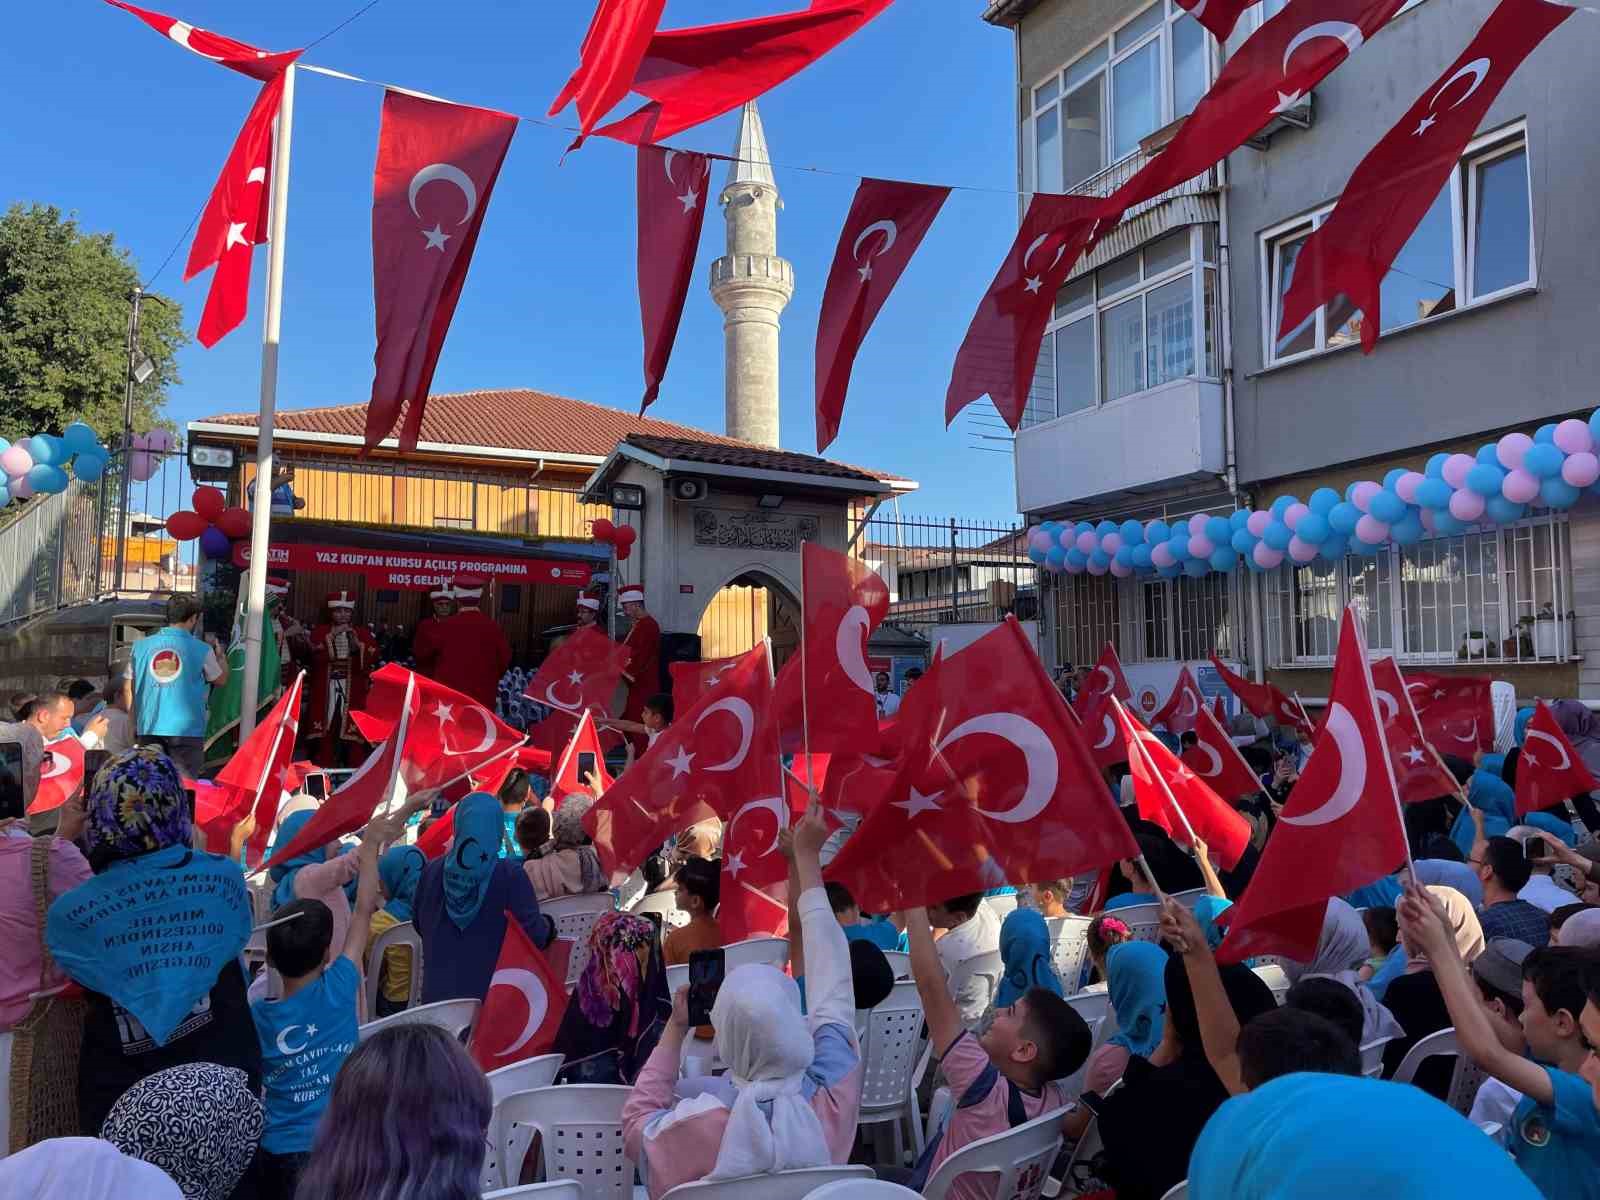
[686,947,726,1028]
[1527,835,1548,861]
[577,751,598,781]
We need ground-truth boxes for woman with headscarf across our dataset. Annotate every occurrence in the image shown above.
[522,792,607,901]
[1380,885,1485,1098]
[100,1062,263,1200]
[1187,1073,1541,1200]
[43,749,258,1134]
[622,805,862,1198]
[1285,898,1403,1046]
[268,807,361,967]
[1450,755,1518,856]
[1065,939,1169,1137]
[553,911,672,1084]
[414,791,554,1004]
[0,1137,184,1200]
[1549,699,1600,832]
[367,842,425,1015]
[992,908,1062,1009]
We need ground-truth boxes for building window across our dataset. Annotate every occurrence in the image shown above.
[1024,226,1217,428]
[1261,126,1531,365]
[1265,513,1570,665]
[1052,571,1121,668]
[1025,1,1213,193]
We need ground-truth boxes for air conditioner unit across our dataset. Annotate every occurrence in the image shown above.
[670,476,708,502]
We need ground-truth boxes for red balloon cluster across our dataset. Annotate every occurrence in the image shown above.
[166,486,252,560]
[590,517,638,561]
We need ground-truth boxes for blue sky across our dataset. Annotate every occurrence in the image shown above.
[6,0,1025,516]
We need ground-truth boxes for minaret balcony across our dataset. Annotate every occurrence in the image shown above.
[710,254,795,304]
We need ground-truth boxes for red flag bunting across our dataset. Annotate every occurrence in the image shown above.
[1120,700,1252,871]
[815,178,950,451]
[213,670,303,867]
[637,144,712,412]
[1151,665,1206,737]
[30,737,85,816]
[1403,670,1494,756]
[1182,704,1266,805]
[1280,0,1571,350]
[1209,655,1312,736]
[468,916,569,1069]
[1515,701,1600,817]
[365,91,517,451]
[104,1,300,80]
[1218,605,1407,963]
[1369,657,1458,804]
[549,0,668,147]
[550,709,615,805]
[1173,0,1253,43]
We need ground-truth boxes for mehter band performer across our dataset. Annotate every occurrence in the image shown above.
[310,589,376,766]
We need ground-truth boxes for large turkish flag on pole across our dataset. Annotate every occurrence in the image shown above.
[1369,656,1458,804]
[524,626,634,753]
[637,144,712,412]
[1218,605,1408,963]
[1181,704,1266,805]
[1516,701,1600,817]
[548,0,667,147]
[1119,699,1251,871]
[1404,670,1494,756]
[365,92,517,451]
[824,618,1138,913]
[104,1,300,79]
[815,178,950,451]
[1280,0,1571,350]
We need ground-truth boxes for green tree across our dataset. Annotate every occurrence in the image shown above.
[0,202,186,444]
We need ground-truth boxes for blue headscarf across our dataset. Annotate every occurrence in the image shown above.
[379,844,425,923]
[1191,895,1233,951]
[1105,940,1167,1057]
[443,793,502,931]
[1514,706,1535,747]
[1450,768,1515,856]
[1188,1073,1542,1199]
[1524,810,1578,848]
[268,810,330,909]
[993,909,1062,1008]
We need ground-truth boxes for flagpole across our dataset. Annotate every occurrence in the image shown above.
[239,62,296,743]
[1113,696,1200,848]
[247,670,301,816]
[1292,691,1315,733]
[430,737,527,799]
[798,545,814,796]
[1348,606,1417,880]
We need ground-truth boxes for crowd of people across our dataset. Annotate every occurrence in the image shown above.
[6,646,1600,1200]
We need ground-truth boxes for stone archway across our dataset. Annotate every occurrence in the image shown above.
[695,569,801,668]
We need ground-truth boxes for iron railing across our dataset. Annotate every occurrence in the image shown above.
[855,512,1033,642]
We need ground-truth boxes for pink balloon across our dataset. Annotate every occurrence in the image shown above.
[128,451,158,483]
[1076,531,1097,554]
[1283,502,1310,531]
[144,429,177,454]
[1102,532,1123,555]
[1502,467,1541,504]
[1563,451,1600,488]
[1109,559,1132,577]
[1420,508,1437,533]
[0,445,33,477]
[1442,454,1475,489]
[1355,514,1390,544]
[11,476,34,499]
[1246,510,1271,537]
[1350,481,1381,512]
[1253,542,1284,569]
[1288,535,1318,563]
[1555,419,1593,456]
[1394,471,1426,504]
[1056,528,1075,550]
[1086,556,1108,576]
[1188,514,1209,537]
[1188,534,1215,559]
[1497,432,1533,470]
[1150,542,1176,568]
[1449,489,1486,522]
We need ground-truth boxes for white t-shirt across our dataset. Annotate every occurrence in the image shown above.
[1519,874,1574,913]
[875,691,900,719]
[936,903,1001,1027]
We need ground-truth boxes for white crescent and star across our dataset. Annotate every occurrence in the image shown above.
[1189,739,1224,779]
[1021,232,1067,294]
[1092,665,1116,696]
[1525,726,1572,772]
[275,1024,314,1055]
[1452,719,1479,745]
[408,163,478,252]
[1415,57,1490,135]
[1274,21,1364,112]
[1282,702,1367,827]
[168,20,225,60]
[488,968,549,1058]
[1093,713,1117,751]
[1178,689,1200,720]
[664,149,701,214]
[665,744,695,779]
[38,749,74,781]
[438,702,497,756]
[899,712,1059,825]
[724,795,788,870]
[851,219,899,282]
[543,671,584,713]
[836,606,875,696]
[693,697,754,773]
[1374,689,1398,725]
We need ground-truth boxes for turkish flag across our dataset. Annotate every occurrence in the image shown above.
[104,1,300,79]
[1516,701,1600,817]
[1280,0,1571,350]
[637,144,712,412]
[1217,605,1407,963]
[1151,666,1205,736]
[594,0,894,144]
[1074,642,1133,716]
[524,626,633,753]
[670,654,745,710]
[212,670,303,867]
[815,179,950,451]
[719,777,806,944]
[1120,700,1251,871]
[30,737,85,816]
[945,192,1108,430]
[1209,655,1312,736]
[550,709,615,805]
[548,0,667,146]
[189,780,237,854]
[1077,691,1129,771]
[358,665,526,796]
[584,644,779,878]
[1182,705,1265,805]
[365,91,517,451]
[824,617,1138,913]
[1107,0,1407,216]
[1212,696,1226,725]
[468,916,569,1070]
[1369,657,1458,804]
[1404,670,1494,756]
[770,542,891,755]
[1173,0,1252,43]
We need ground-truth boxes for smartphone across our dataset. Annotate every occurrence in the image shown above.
[82,749,110,790]
[1527,835,1548,861]
[303,770,328,802]
[0,743,23,821]
[577,751,598,780]
[686,948,726,1028]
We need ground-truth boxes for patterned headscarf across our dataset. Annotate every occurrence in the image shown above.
[576,911,657,1028]
[84,747,190,870]
[100,1063,263,1200]
[552,793,606,893]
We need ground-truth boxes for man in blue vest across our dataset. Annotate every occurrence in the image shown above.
[131,593,228,778]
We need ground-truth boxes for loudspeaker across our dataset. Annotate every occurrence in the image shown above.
[658,631,703,694]
[669,476,708,502]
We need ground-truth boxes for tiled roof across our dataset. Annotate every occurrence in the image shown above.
[624,434,903,484]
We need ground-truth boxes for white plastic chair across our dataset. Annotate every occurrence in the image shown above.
[1392,1027,1486,1115]
[985,893,1019,921]
[1046,915,1093,993]
[1169,889,1206,910]
[946,949,1004,1028]
[1250,963,1291,1004]
[1160,1183,1189,1200]
[882,950,911,979]
[543,894,616,989]
[856,979,927,1164]
[357,997,479,1044]
[488,1055,565,1105]
[363,918,423,1016]
[1358,1036,1394,1079]
[665,962,689,994]
[633,889,690,929]
[723,936,790,972]
[1102,901,1164,944]
[490,1084,636,1200]
[659,1166,874,1200]
[806,1179,923,1200]
[484,1181,585,1199]
[921,1106,1067,1200]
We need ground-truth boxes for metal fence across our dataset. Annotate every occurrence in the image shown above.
[855,512,1032,642]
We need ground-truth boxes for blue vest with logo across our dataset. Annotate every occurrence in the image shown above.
[132,626,213,738]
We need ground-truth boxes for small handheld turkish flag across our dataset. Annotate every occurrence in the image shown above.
[815,178,950,451]
[1074,642,1133,716]
[1217,604,1408,964]
[1119,699,1252,872]
[670,654,745,710]
[1209,655,1312,736]
[366,91,517,451]
[1077,690,1129,772]
[359,665,525,796]
[1369,656,1458,805]
[469,916,569,1070]
[549,0,667,147]
[30,737,85,816]
[1515,701,1599,818]
[1182,704,1266,806]
[214,670,303,867]
[719,780,806,944]
[1403,670,1494,756]
[550,709,615,805]
[637,144,712,411]
[524,626,633,753]
[1151,666,1205,736]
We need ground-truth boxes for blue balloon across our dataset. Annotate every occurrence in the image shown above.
[1475,444,1501,467]
[1263,521,1292,551]
[72,451,106,483]
[1028,546,1047,565]
[1230,508,1252,531]
[28,435,66,467]
[1147,519,1171,544]
[1295,512,1330,544]
[1590,409,1600,449]
[1231,528,1257,554]
[63,422,100,456]
[1115,545,1135,568]
[1169,533,1190,560]
[1345,482,1362,504]
[1158,562,1183,579]
[1432,510,1468,536]
[1308,487,1341,514]
[1317,535,1349,561]
[1541,477,1581,509]
[1120,520,1145,545]
[26,463,68,494]
[1183,557,1209,578]
[1415,478,1453,509]
[0,437,9,455]
[1465,463,1506,496]
[1038,520,1058,535]
[1535,423,1558,444]
[1132,544,1154,570]
[1425,452,1450,478]
[1095,520,1119,538]
[1369,489,1407,523]
[1270,495,1296,519]
[1328,502,1361,535]
[0,482,9,507]
[1089,550,1110,570]
[1076,521,1095,537]
[1066,548,1089,568]
[1390,512,1425,545]
[1383,468,1408,489]
[1205,516,1231,544]
[1044,546,1065,568]
[1524,443,1565,478]
[1485,496,1527,524]
[1348,537,1382,557]
[1209,547,1238,572]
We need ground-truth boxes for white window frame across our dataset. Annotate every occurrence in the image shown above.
[1122,565,1250,663]
[1259,123,1533,367]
